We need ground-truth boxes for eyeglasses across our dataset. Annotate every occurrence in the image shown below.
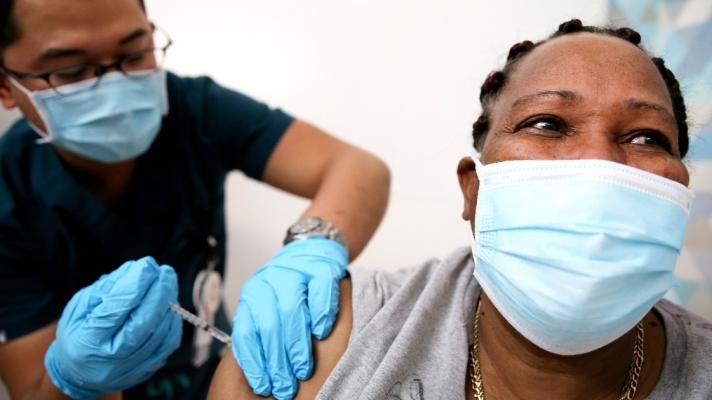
[2,27,172,96]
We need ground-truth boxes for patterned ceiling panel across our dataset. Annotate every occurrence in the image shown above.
[611,0,712,319]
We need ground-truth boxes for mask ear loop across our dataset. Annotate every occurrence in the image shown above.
[6,76,55,144]
[28,121,52,144]
[471,150,485,170]
[468,151,486,270]
[157,69,170,116]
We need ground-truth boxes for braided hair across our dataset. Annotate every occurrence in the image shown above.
[472,19,689,157]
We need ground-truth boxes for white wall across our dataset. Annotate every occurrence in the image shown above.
[139,0,610,315]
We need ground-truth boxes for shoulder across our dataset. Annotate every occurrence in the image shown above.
[654,299,712,397]
[657,299,712,349]
[162,71,293,168]
[164,71,214,101]
[349,246,474,296]
[316,248,476,399]
[162,72,211,121]
[164,71,270,117]
[347,246,475,330]
[162,71,232,124]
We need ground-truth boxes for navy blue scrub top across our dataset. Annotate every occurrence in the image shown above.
[0,72,293,399]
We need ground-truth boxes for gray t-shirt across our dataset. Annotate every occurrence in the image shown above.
[317,247,712,399]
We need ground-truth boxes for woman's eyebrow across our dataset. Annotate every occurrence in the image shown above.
[511,90,582,110]
[625,99,676,125]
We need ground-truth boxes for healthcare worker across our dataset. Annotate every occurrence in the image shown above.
[0,1,390,399]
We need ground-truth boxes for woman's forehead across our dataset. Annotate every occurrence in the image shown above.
[499,32,673,111]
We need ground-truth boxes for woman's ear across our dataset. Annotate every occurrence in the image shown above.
[457,157,479,221]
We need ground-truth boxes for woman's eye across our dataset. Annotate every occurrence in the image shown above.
[532,119,560,131]
[629,131,672,153]
[517,116,565,133]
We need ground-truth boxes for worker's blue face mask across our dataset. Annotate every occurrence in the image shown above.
[470,156,694,355]
[10,69,168,163]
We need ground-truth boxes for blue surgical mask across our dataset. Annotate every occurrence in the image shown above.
[11,69,168,163]
[470,156,694,355]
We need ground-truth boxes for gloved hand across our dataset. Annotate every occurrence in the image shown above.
[232,238,348,400]
[45,256,183,399]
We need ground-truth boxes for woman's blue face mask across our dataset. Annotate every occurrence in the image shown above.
[469,155,694,355]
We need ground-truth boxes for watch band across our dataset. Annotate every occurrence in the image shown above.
[283,216,348,250]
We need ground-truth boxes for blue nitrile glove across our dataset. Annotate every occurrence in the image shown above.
[232,238,348,400]
[44,256,183,399]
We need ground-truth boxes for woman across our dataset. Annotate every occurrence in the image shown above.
[208,20,712,399]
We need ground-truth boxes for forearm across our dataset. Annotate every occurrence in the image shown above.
[261,120,390,260]
[21,372,120,400]
[300,148,390,260]
[19,372,70,400]
[0,323,72,400]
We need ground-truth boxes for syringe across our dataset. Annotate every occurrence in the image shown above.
[169,303,232,346]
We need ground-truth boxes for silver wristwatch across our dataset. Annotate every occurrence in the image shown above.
[283,217,348,250]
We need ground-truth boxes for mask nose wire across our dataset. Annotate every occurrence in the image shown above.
[470,151,486,180]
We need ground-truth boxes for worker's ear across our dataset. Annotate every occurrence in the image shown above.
[0,74,19,109]
[457,157,479,222]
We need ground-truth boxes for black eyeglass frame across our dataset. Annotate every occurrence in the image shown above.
[1,28,172,95]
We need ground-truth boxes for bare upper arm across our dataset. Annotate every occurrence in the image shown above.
[208,278,353,399]
[262,119,356,198]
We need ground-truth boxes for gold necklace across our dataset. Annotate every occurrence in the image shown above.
[468,299,645,400]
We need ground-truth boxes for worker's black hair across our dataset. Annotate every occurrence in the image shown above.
[0,0,147,62]
[472,19,689,158]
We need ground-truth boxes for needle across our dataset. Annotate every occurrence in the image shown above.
[169,303,231,345]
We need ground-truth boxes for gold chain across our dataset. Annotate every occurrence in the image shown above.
[620,322,645,400]
[468,300,486,399]
[468,299,645,400]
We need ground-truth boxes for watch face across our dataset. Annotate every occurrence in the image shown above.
[290,217,323,234]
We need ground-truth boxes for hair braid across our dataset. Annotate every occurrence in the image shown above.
[507,40,534,62]
[558,19,584,33]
